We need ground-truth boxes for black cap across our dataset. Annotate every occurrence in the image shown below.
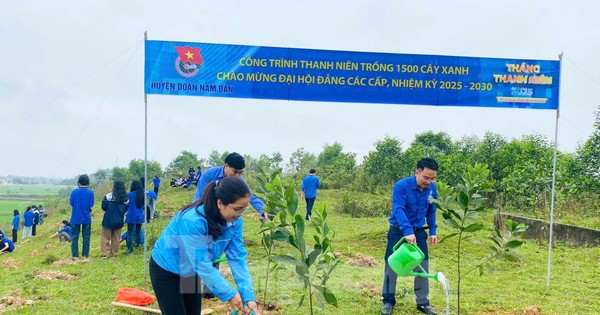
[224,152,245,170]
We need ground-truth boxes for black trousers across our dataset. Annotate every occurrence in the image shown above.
[150,257,202,315]
[12,229,17,243]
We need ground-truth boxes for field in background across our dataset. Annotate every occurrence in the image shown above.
[0,185,68,230]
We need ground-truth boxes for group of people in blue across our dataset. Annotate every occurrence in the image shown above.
[1,204,46,255]
[2,152,440,315]
[67,174,157,259]
[169,166,202,188]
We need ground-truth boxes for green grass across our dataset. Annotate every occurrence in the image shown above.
[0,200,41,229]
[0,185,68,196]
[0,186,598,314]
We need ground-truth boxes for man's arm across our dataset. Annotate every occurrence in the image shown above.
[392,183,415,242]
[426,187,438,236]
[193,172,214,202]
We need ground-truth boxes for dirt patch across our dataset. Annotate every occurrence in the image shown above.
[52,258,90,266]
[524,306,542,315]
[333,252,348,259]
[43,244,55,249]
[30,250,39,255]
[357,282,380,297]
[348,253,378,267]
[1,258,23,271]
[0,293,34,313]
[34,270,75,281]
[203,299,282,314]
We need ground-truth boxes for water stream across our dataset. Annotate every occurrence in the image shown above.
[436,272,452,315]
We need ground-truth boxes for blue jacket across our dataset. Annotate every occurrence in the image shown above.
[1,237,15,252]
[58,225,72,237]
[388,176,438,236]
[69,187,95,224]
[193,165,265,215]
[302,175,321,199]
[12,215,20,230]
[101,193,129,229]
[152,205,255,303]
[152,177,160,188]
[23,211,35,227]
[126,192,145,224]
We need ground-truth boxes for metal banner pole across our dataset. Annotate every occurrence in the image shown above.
[143,31,149,289]
[546,52,563,288]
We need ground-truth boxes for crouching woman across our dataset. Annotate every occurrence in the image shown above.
[150,176,260,315]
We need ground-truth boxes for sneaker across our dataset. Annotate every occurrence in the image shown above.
[100,255,107,259]
[416,305,437,315]
[381,303,394,315]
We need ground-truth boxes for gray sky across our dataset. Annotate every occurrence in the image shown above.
[1,1,598,178]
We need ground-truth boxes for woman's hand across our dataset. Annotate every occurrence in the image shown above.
[228,292,244,311]
[246,301,260,314]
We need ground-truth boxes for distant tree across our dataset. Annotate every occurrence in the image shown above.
[362,136,406,188]
[90,168,110,186]
[128,159,163,180]
[576,106,600,192]
[317,142,356,189]
[473,131,507,183]
[206,150,229,167]
[288,147,317,175]
[111,167,131,182]
[166,151,201,177]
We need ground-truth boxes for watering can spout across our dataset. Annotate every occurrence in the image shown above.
[411,270,441,282]
[387,237,442,281]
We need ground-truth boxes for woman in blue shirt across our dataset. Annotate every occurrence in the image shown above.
[11,210,20,243]
[150,176,259,315]
[125,180,145,255]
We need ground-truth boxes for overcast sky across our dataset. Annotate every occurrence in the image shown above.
[1,1,598,178]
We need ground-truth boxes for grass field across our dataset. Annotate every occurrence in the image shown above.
[0,185,67,230]
[0,200,42,229]
[0,185,69,196]
[0,187,598,314]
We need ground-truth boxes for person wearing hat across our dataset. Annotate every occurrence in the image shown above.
[193,152,269,220]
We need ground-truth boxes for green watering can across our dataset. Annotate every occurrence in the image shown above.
[387,236,442,282]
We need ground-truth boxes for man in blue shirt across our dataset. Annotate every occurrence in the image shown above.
[193,152,269,220]
[301,169,321,220]
[152,175,161,195]
[382,158,439,315]
[69,174,95,258]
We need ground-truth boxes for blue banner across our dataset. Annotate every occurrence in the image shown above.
[145,40,560,110]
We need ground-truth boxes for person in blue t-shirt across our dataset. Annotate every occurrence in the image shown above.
[381,158,439,315]
[49,220,72,243]
[152,175,161,195]
[22,207,35,239]
[193,152,269,220]
[301,169,321,221]
[125,180,145,255]
[194,166,202,184]
[11,210,20,243]
[150,176,260,315]
[69,174,95,258]
[0,237,15,254]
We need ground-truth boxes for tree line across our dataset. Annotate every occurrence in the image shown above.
[87,107,600,218]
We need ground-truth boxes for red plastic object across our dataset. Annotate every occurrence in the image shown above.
[114,288,156,306]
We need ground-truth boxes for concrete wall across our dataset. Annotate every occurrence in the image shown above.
[494,213,600,247]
